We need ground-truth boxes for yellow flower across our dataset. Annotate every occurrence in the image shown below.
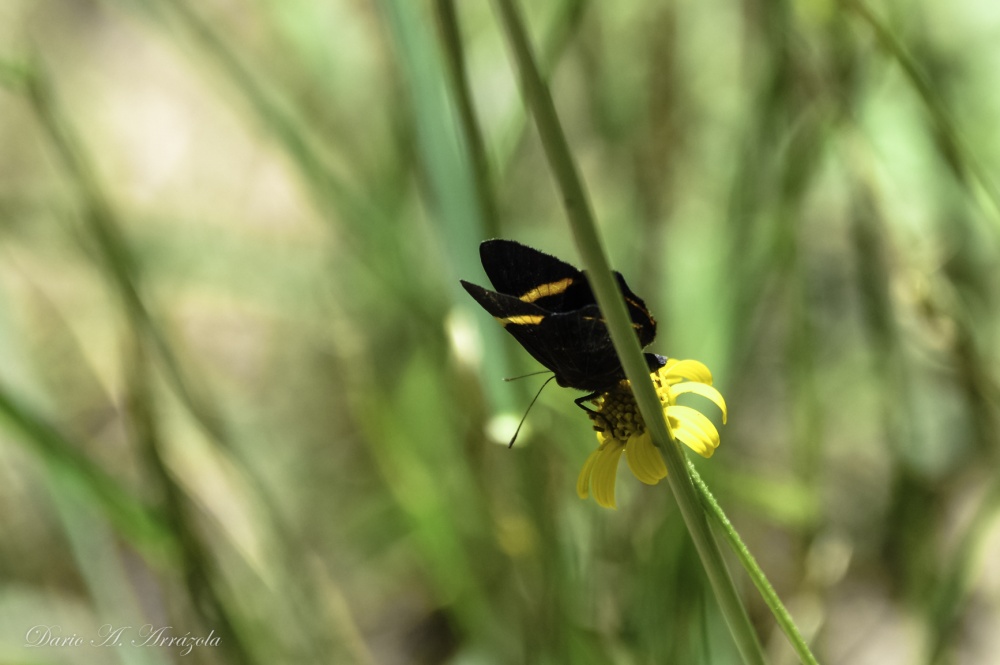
[576,359,727,509]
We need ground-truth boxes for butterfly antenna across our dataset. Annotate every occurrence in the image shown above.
[503,370,552,382]
[508,375,556,448]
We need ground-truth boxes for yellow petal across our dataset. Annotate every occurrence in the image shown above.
[591,441,625,509]
[672,425,711,457]
[664,359,714,385]
[625,432,667,484]
[576,448,601,499]
[667,405,720,458]
[669,382,728,424]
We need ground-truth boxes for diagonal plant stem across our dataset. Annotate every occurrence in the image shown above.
[491,1,768,663]
[21,60,229,446]
[688,459,821,665]
[841,0,1000,234]
[433,0,502,240]
[0,384,174,561]
[19,59,258,665]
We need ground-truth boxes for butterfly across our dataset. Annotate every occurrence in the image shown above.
[460,239,666,410]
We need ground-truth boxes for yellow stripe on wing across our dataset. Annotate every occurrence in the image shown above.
[518,278,573,303]
[496,314,545,326]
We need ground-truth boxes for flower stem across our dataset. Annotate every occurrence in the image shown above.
[688,460,821,665]
[492,1,766,662]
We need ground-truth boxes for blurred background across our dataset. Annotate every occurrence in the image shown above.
[1,0,999,663]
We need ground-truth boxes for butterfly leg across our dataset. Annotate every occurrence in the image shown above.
[574,392,602,416]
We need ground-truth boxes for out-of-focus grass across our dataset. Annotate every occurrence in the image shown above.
[1,1,999,664]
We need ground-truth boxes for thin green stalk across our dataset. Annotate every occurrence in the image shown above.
[926,475,1000,664]
[491,1,766,663]
[434,0,502,240]
[24,55,374,664]
[22,60,229,447]
[842,0,1000,237]
[0,384,174,562]
[125,334,258,665]
[118,0,426,316]
[689,460,821,665]
[23,61,257,664]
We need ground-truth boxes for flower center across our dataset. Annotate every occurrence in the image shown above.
[589,382,645,443]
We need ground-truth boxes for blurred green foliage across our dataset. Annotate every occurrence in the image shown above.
[1,0,999,663]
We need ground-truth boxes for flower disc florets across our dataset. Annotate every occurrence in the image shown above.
[590,382,645,443]
[576,359,728,509]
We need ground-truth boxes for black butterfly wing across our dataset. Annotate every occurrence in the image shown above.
[534,305,628,390]
[479,239,596,313]
[480,240,658,339]
[463,240,661,391]
[460,281,639,391]
[460,280,560,371]
[479,239,577,294]
[610,272,658,348]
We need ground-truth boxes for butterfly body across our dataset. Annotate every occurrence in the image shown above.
[460,240,665,394]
